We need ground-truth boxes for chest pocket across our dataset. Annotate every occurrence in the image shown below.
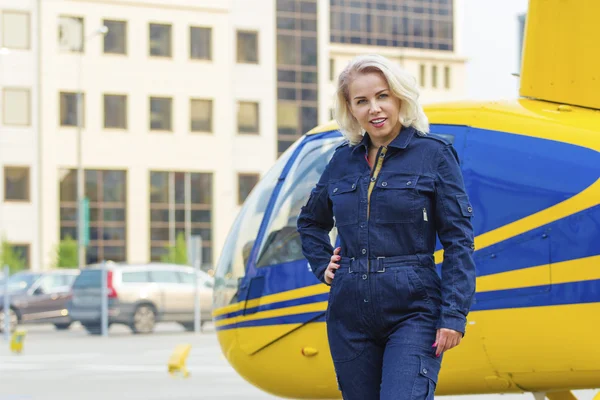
[374,173,420,224]
[329,177,360,227]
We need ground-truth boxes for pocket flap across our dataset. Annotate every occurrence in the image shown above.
[377,173,419,189]
[329,177,359,196]
[456,194,474,217]
[419,355,440,384]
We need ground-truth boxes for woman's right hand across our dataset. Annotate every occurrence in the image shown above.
[324,247,342,285]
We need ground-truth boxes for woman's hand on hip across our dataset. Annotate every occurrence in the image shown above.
[433,328,462,357]
[324,247,341,285]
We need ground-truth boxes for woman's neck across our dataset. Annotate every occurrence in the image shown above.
[368,123,402,149]
[370,132,399,149]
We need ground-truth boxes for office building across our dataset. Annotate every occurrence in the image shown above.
[0,0,464,270]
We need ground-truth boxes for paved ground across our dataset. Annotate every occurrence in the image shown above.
[0,323,597,400]
[0,322,280,400]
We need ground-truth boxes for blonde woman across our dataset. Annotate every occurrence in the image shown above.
[297,54,476,399]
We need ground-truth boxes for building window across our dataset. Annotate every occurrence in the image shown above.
[190,99,212,133]
[104,94,127,129]
[3,88,30,126]
[277,35,297,65]
[149,23,172,57]
[10,244,30,269]
[2,11,30,49]
[59,169,127,264]
[238,173,259,205]
[329,58,335,82]
[237,101,259,134]
[149,97,172,131]
[431,65,438,88]
[4,166,30,202]
[60,92,83,127]
[149,171,213,266]
[330,1,454,51]
[301,37,317,66]
[103,20,126,55]
[419,64,426,88]
[444,66,451,89]
[276,0,318,155]
[190,26,211,60]
[237,31,258,63]
[277,103,298,136]
[58,16,84,52]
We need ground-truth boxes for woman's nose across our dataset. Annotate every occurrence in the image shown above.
[369,101,382,114]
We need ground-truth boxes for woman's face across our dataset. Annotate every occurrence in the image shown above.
[347,71,402,146]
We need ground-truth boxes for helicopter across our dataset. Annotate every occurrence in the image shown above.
[212,0,600,398]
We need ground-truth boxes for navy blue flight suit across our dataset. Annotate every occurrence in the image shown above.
[297,126,476,399]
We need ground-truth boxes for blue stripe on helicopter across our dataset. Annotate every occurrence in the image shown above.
[217,311,326,331]
[240,205,599,301]
[213,292,329,322]
[215,248,598,324]
[215,278,600,331]
[472,278,600,311]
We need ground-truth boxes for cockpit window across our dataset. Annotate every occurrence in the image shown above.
[213,140,300,308]
[255,136,342,268]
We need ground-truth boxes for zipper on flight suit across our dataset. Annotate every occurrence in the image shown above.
[366,146,387,273]
[367,146,387,218]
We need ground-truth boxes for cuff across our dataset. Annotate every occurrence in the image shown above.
[437,311,467,336]
[313,263,330,286]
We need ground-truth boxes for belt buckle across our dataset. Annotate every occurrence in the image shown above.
[376,256,385,273]
[348,257,356,273]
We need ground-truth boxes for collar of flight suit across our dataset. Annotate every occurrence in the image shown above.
[351,125,417,155]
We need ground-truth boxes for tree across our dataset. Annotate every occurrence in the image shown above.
[54,235,78,269]
[0,239,26,274]
[161,232,188,265]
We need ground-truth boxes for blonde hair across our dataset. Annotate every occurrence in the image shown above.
[334,54,429,145]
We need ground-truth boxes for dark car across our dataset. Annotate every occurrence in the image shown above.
[0,270,80,333]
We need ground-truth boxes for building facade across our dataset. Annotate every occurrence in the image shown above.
[0,0,40,270]
[0,0,465,271]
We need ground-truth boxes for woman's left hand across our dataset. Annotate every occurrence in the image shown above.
[432,328,462,357]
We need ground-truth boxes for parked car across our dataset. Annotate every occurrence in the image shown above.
[68,263,214,335]
[0,269,80,333]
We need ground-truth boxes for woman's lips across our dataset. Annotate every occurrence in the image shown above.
[370,118,386,128]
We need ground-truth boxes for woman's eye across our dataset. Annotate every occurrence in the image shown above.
[357,99,366,105]
[379,93,388,99]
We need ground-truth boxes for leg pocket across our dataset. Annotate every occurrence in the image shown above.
[411,356,440,400]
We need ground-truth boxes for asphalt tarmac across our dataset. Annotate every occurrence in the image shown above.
[0,322,597,400]
[0,322,279,400]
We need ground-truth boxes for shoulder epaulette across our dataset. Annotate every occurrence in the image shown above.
[419,132,452,146]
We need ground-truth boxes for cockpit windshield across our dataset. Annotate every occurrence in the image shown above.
[213,139,301,308]
[255,136,342,267]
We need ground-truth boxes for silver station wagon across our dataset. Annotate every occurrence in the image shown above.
[68,262,213,334]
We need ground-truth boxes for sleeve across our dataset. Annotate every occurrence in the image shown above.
[434,144,476,336]
[296,160,335,285]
